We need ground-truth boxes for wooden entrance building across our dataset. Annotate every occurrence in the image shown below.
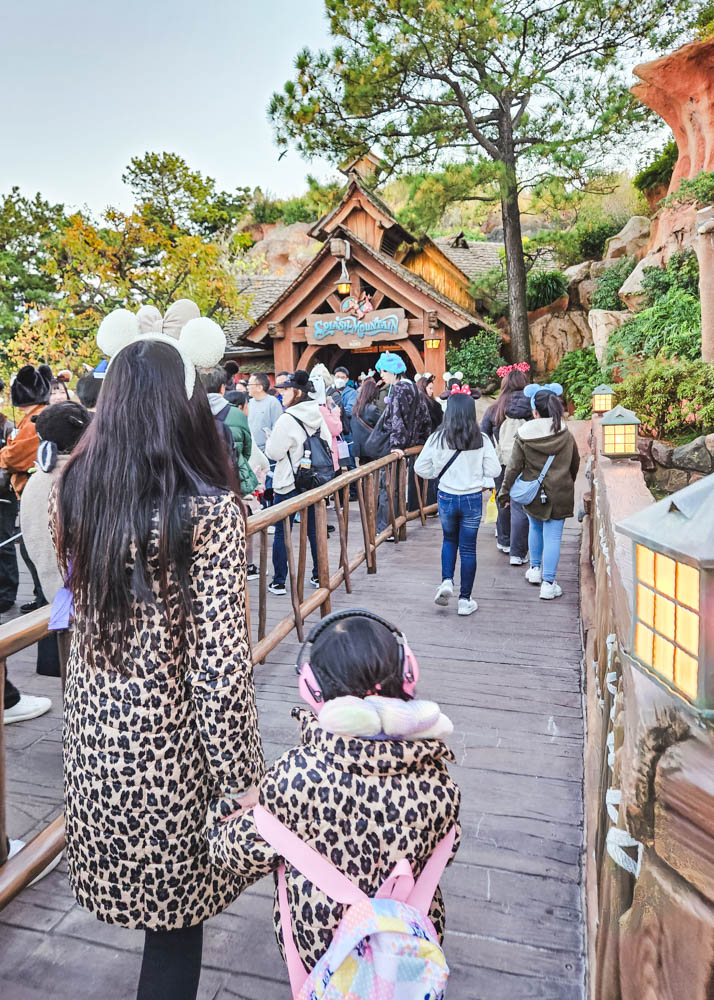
[230,169,491,392]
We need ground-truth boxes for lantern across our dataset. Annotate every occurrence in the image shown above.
[600,404,640,459]
[425,337,442,350]
[592,384,615,413]
[336,259,351,297]
[617,474,714,717]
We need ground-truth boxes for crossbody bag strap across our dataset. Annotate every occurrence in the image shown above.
[536,454,556,484]
[436,450,461,484]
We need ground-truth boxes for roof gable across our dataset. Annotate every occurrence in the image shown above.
[308,174,414,250]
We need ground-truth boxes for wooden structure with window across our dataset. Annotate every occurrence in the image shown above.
[230,168,491,392]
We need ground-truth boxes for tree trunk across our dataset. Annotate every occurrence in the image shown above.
[499,146,531,365]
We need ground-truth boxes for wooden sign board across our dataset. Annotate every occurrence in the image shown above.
[305,308,408,349]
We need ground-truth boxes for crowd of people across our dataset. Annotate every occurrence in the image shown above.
[0,298,581,999]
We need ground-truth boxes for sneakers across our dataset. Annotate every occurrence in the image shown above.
[525,566,543,585]
[310,573,320,589]
[434,579,454,606]
[20,601,39,613]
[496,543,510,554]
[510,555,527,566]
[268,580,286,595]
[246,564,259,581]
[7,839,63,885]
[540,580,563,600]
[458,598,478,616]
[4,694,52,726]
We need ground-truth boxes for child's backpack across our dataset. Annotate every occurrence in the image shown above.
[254,804,456,1000]
[495,415,525,466]
[287,414,336,493]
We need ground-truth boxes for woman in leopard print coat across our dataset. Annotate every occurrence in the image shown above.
[54,335,264,1000]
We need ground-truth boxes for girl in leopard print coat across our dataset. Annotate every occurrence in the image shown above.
[209,613,460,970]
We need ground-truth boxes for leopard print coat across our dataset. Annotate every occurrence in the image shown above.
[209,707,460,969]
[57,492,264,931]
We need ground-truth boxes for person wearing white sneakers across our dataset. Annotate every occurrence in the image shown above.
[415,390,501,616]
[499,384,580,600]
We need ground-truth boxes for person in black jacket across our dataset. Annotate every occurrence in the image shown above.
[417,374,443,507]
[481,368,532,565]
[350,377,381,463]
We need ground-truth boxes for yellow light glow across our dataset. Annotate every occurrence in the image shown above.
[637,545,655,588]
[676,562,700,612]
[654,593,675,640]
[676,605,699,657]
[635,623,654,664]
[655,553,676,599]
[675,648,699,699]
[593,393,614,411]
[637,584,655,627]
[603,425,637,455]
[653,634,675,680]
[425,338,442,350]
[337,282,351,296]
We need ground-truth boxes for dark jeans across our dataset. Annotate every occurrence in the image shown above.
[20,535,43,603]
[0,495,19,603]
[272,489,318,585]
[438,490,483,599]
[494,467,529,559]
[376,458,418,533]
[137,922,203,1000]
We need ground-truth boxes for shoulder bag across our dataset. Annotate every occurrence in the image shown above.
[509,454,555,505]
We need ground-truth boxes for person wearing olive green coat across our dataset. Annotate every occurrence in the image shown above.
[201,369,258,497]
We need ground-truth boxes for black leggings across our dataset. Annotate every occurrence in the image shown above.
[137,922,204,1000]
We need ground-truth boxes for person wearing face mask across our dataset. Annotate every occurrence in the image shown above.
[327,366,357,448]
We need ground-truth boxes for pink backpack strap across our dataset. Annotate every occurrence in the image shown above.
[276,864,308,998]
[407,825,457,913]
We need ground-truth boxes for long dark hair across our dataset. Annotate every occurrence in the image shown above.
[493,369,529,427]
[352,377,378,418]
[533,389,565,433]
[310,616,409,702]
[58,339,239,673]
[437,393,483,451]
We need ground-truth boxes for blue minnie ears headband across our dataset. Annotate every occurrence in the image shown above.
[524,382,563,400]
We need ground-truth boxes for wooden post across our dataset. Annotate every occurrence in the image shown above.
[283,515,304,642]
[356,477,375,574]
[297,516,308,605]
[333,488,352,594]
[258,529,268,646]
[314,500,331,616]
[398,457,408,541]
[386,461,399,544]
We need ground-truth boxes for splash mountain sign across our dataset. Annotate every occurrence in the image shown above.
[305,308,408,349]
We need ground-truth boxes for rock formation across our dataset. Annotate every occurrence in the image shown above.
[588,309,630,364]
[529,306,592,373]
[604,216,651,260]
[247,222,321,279]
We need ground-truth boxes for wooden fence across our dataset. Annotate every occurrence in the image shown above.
[0,447,434,909]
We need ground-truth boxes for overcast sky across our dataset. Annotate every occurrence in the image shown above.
[0,0,336,214]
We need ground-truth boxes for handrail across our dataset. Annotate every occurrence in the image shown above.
[0,446,436,909]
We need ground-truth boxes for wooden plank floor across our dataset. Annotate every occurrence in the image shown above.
[0,503,585,999]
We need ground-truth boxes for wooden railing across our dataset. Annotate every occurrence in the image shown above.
[0,446,435,909]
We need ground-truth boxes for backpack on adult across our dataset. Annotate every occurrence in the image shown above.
[287,414,336,493]
[254,805,456,1000]
[495,416,526,466]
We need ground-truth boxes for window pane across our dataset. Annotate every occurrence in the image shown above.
[637,585,655,627]
[637,545,655,588]
[654,594,675,640]
[635,623,653,666]
[675,648,699,700]
[676,562,700,612]
[653,634,675,681]
[676,605,699,657]
[655,553,676,599]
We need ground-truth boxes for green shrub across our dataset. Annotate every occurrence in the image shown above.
[469,265,509,320]
[664,170,714,209]
[446,329,503,386]
[634,141,678,195]
[605,290,701,374]
[591,256,637,310]
[550,347,603,418]
[545,216,629,267]
[640,249,699,304]
[615,357,714,438]
[525,269,568,311]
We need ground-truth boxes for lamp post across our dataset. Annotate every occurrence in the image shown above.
[425,337,442,350]
[592,384,616,413]
[617,474,714,718]
[600,405,640,459]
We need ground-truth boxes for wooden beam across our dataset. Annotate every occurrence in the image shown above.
[246,252,336,341]
[327,294,343,312]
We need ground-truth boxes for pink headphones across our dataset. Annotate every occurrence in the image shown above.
[296,609,420,714]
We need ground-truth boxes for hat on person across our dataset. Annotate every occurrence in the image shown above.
[375,351,406,375]
[96,298,225,398]
[334,365,349,376]
[275,369,314,394]
[524,382,563,400]
[310,373,327,406]
[11,365,51,407]
[310,362,334,389]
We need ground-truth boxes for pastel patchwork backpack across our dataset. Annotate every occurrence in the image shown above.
[254,805,456,1000]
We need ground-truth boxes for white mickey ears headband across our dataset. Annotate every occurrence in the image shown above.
[97,299,226,398]
[442,370,464,383]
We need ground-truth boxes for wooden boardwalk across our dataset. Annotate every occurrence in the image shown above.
[0,507,585,999]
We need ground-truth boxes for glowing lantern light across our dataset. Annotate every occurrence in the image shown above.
[617,473,714,718]
[600,404,640,459]
[592,384,615,413]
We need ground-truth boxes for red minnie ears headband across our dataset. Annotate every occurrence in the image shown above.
[497,362,531,378]
[450,384,472,395]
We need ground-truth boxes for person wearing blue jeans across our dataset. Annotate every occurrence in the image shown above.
[270,488,318,594]
[527,516,565,584]
[414,392,501,616]
[438,490,483,602]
